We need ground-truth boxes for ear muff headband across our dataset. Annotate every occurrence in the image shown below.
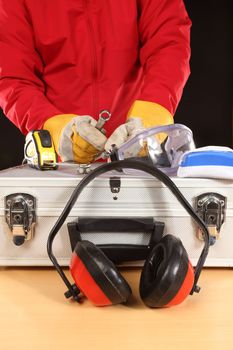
[47,159,210,301]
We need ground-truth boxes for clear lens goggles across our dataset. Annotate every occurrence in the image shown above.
[115,124,195,175]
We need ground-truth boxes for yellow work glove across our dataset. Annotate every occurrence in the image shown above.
[105,100,173,154]
[43,114,107,163]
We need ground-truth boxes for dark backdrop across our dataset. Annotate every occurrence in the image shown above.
[0,0,232,170]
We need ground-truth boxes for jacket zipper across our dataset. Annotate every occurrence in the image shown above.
[84,0,99,119]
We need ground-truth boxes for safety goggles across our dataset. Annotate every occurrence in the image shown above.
[113,124,195,175]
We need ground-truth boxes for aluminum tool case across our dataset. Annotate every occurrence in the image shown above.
[0,164,232,266]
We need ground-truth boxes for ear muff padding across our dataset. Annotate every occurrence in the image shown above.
[70,241,132,306]
[139,234,194,308]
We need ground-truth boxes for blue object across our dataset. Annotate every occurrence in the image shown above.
[177,146,233,179]
[180,150,233,168]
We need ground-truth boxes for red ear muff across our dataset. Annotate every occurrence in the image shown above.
[139,234,194,308]
[70,241,132,306]
[48,159,209,304]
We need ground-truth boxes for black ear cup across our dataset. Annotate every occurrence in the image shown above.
[139,234,194,308]
[70,241,132,306]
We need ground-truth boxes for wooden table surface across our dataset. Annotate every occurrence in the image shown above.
[0,267,232,350]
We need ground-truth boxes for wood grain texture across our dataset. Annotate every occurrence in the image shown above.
[0,267,232,350]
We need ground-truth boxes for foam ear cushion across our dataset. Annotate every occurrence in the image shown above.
[139,234,194,308]
[70,241,132,306]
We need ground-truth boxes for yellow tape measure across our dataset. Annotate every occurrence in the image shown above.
[24,130,58,170]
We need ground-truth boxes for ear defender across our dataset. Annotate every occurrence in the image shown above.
[70,241,132,306]
[139,234,194,308]
[48,159,209,307]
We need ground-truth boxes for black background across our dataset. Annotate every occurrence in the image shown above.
[0,0,232,170]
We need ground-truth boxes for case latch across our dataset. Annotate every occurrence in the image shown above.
[4,193,36,246]
[109,177,121,200]
[195,192,226,245]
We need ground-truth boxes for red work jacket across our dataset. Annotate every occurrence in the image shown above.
[0,0,191,136]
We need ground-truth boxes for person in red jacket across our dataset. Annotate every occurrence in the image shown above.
[0,0,191,164]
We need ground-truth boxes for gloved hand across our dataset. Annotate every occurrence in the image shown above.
[105,100,174,154]
[43,114,107,163]
[104,118,142,152]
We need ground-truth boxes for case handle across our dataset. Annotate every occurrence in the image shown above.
[67,217,165,263]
